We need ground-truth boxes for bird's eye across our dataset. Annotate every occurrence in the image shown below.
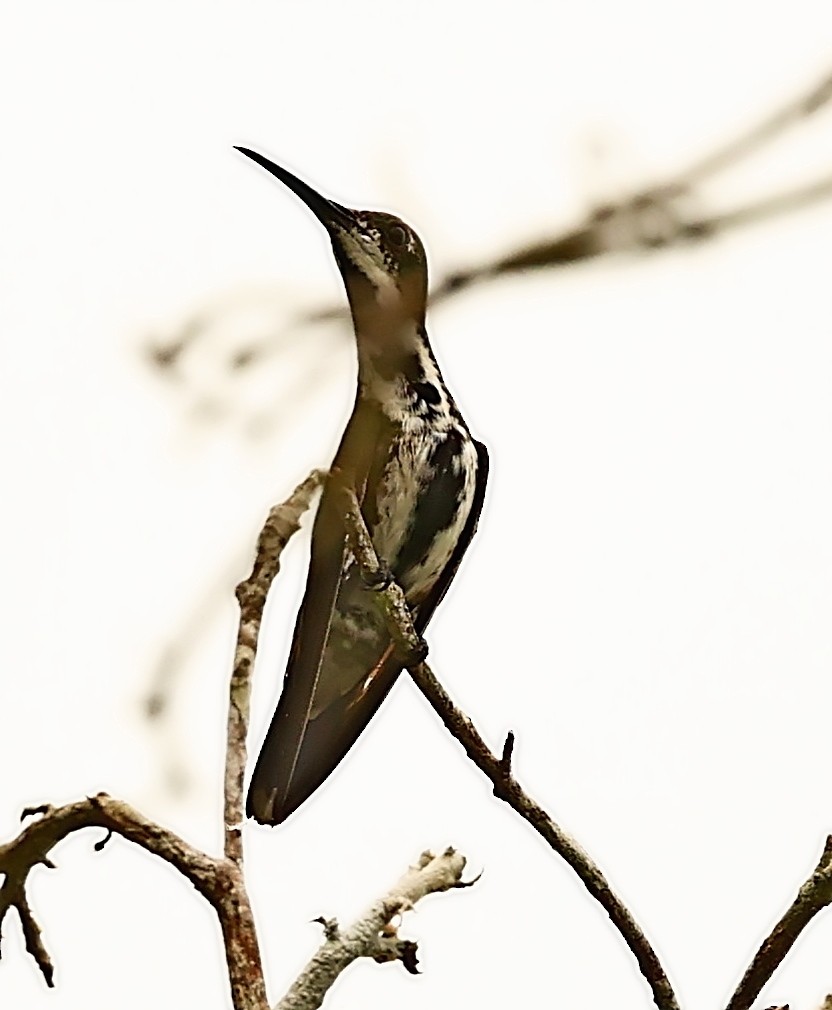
[387,224,408,247]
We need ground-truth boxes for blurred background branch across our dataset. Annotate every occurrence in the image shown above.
[147,63,832,390]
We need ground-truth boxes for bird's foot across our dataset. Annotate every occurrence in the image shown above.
[361,559,395,592]
[395,635,429,668]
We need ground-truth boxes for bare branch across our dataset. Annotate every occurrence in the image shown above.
[0,796,217,985]
[0,796,269,1008]
[276,848,471,1010]
[225,469,326,864]
[726,836,832,1010]
[339,491,680,1010]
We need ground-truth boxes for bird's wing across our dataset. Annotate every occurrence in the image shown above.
[290,440,490,813]
[246,397,391,823]
[247,428,489,825]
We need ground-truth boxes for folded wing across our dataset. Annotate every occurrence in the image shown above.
[247,401,488,825]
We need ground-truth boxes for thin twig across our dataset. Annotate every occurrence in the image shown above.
[225,468,326,864]
[339,490,680,1010]
[726,836,832,1010]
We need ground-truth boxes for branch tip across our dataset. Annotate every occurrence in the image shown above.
[93,829,113,852]
[20,804,50,822]
[16,895,54,987]
[500,730,515,771]
[454,868,483,889]
[312,916,340,941]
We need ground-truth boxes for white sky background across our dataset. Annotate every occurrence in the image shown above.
[2,3,832,1008]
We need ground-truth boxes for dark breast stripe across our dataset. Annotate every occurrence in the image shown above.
[392,427,471,582]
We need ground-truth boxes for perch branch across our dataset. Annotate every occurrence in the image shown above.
[339,488,680,1010]
[726,836,832,1010]
[276,848,471,1010]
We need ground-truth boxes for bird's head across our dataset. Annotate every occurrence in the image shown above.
[235,148,429,351]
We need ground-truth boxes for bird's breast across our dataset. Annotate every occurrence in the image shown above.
[371,419,479,604]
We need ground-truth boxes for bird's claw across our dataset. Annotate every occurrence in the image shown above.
[362,560,394,592]
[396,636,429,667]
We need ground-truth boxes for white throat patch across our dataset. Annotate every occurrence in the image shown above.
[337,227,399,304]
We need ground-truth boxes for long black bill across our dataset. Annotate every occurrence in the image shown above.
[234,147,354,231]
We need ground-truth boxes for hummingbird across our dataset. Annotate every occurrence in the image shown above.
[236,148,488,825]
